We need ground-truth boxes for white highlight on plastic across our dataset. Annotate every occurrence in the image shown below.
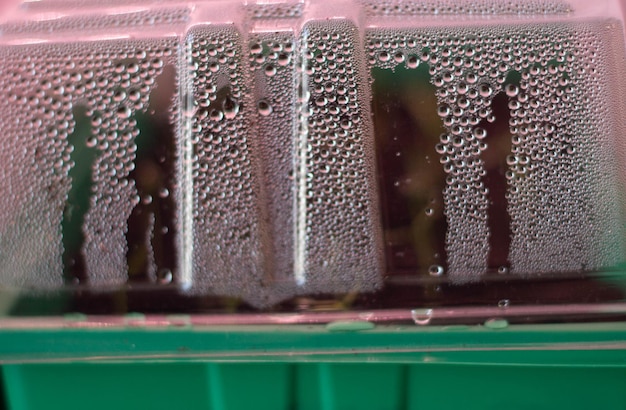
[293,29,309,287]
[179,39,194,291]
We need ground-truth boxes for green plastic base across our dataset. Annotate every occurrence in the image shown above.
[5,361,626,410]
[1,322,626,409]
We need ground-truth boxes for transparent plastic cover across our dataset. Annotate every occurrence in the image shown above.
[0,0,625,324]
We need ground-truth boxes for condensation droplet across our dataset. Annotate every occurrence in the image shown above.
[222,96,240,120]
[157,268,173,284]
[407,55,419,69]
[257,99,272,116]
[264,64,277,77]
[428,264,444,276]
[412,308,433,326]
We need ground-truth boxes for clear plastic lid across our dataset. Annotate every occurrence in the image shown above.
[0,0,625,326]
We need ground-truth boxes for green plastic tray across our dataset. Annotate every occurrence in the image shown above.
[1,322,626,410]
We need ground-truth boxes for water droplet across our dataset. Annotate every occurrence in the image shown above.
[428,264,444,276]
[127,62,140,74]
[478,83,493,98]
[209,109,224,121]
[157,268,173,284]
[277,53,291,66]
[412,308,433,326]
[117,106,131,119]
[473,127,487,140]
[505,84,519,97]
[437,105,450,117]
[264,64,277,77]
[222,96,240,120]
[407,55,419,69]
[315,96,328,107]
[113,90,127,102]
[257,99,272,116]
[498,299,510,308]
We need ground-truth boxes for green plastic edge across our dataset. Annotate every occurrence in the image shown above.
[0,321,625,365]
